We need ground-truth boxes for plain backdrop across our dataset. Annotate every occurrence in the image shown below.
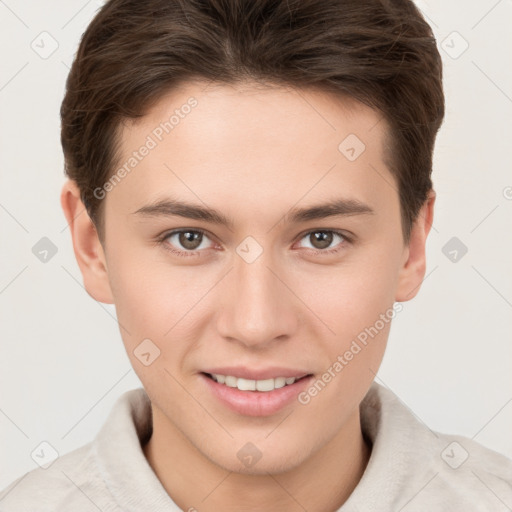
[1,0,511,490]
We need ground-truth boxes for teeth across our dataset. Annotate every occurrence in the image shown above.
[225,375,237,387]
[211,374,299,392]
[274,377,286,389]
[237,378,256,391]
[256,379,275,392]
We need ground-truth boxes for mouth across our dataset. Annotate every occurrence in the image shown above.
[201,372,311,392]
[200,371,314,416]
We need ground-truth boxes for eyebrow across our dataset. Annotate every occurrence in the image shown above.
[132,196,374,228]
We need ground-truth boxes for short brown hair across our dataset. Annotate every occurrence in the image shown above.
[61,0,444,243]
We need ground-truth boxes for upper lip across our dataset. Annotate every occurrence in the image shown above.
[202,367,311,380]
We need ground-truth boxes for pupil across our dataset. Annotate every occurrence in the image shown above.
[180,231,201,250]
[312,231,332,249]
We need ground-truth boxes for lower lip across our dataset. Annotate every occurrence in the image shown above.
[200,373,313,417]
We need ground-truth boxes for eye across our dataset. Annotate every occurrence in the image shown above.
[159,229,214,256]
[296,230,349,254]
[158,228,351,258]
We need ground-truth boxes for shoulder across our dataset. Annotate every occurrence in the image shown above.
[425,431,512,510]
[351,382,512,511]
[0,388,152,512]
[0,442,119,512]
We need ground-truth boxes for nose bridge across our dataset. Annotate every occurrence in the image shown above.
[217,246,295,347]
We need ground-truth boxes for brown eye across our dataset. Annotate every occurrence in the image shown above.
[310,231,334,249]
[297,230,347,253]
[163,230,213,254]
[177,231,203,250]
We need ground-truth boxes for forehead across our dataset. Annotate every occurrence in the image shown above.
[108,81,395,223]
[135,80,384,142]
[121,80,386,160]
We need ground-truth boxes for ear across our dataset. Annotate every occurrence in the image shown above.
[395,189,436,302]
[60,179,114,304]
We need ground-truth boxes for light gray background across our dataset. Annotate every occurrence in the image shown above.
[1,0,511,490]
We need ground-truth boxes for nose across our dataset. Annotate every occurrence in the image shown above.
[216,248,298,349]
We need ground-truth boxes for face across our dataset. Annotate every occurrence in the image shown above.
[64,81,432,475]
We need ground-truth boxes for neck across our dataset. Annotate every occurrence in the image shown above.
[143,406,371,512]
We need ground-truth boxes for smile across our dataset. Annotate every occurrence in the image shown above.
[201,371,314,416]
[206,373,305,392]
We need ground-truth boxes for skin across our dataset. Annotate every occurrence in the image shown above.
[61,81,434,512]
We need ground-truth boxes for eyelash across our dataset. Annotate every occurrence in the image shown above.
[156,228,352,258]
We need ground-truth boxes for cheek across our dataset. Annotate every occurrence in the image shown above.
[298,245,401,385]
[107,244,186,329]
[105,246,210,368]
[296,266,397,423]
[303,255,400,333]
[106,259,188,389]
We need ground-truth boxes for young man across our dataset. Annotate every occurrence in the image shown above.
[2,0,511,510]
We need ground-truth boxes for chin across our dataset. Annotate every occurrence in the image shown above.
[207,442,309,476]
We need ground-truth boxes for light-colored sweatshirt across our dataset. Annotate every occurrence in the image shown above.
[1,382,511,511]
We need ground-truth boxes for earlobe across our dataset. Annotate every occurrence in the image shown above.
[394,190,436,302]
[60,179,115,304]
